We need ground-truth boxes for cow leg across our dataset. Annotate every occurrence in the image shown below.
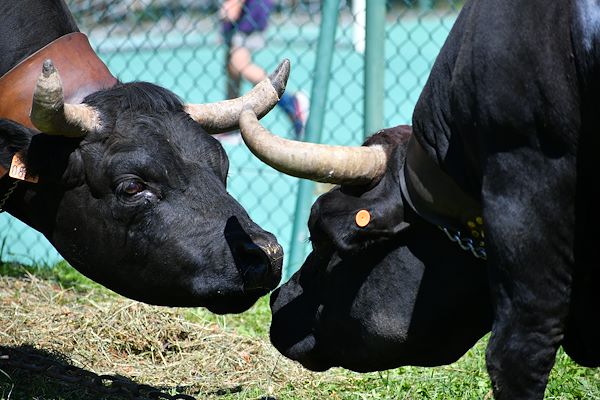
[562,266,600,367]
[483,155,575,400]
[562,166,600,367]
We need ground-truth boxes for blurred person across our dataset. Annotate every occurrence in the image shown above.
[219,0,308,143]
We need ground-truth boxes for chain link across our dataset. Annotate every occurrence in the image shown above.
[439,226,487,260]
[0,347,197,400]
[0,179,19,213]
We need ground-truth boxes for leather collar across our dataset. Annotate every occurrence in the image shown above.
[400,136,485,242]
[0,32,117,128]
[0,32,117,179]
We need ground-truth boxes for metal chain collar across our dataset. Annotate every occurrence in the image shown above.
[0,347,197,400]
[0,179,19,213]
[438,225,487,260]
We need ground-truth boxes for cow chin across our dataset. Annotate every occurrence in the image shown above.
[269,296,331,371]
[279,334,331,372]
[270,281,371,373]
[202,294,265,315]
[269,267,334,372]
[269,248,388,372]
[114,280,271,313]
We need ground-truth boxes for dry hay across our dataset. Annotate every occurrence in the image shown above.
[0,274,345,399]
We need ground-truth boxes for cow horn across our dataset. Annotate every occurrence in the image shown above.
[238,109,388,185]
[30,59,101,137]
[185,59,290,134]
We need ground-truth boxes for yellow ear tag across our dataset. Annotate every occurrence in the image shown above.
[9,153,39,183]
[355,209,371,228]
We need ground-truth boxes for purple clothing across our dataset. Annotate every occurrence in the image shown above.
[222,0,274,35]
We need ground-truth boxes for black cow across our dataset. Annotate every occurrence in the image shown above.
[239,0,600,398]
[0,0,288,314]
[269,126,494,372]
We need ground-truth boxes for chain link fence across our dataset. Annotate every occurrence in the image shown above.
[1,0,461,277]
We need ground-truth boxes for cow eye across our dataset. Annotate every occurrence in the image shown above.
[118,179,145,196]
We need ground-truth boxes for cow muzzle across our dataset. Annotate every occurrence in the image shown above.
[225,220,283,292]
[269,284,332,371]
[234,239,283,292]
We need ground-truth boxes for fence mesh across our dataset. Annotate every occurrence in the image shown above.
[0,0,461,277]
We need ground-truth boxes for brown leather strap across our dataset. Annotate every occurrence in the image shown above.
[0,32,117,130]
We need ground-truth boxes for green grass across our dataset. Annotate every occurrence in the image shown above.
[0,261,104,292]
[1,262,599,399]
[185,296,273,338]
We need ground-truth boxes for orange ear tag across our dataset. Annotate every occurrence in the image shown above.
[355,209,371,228]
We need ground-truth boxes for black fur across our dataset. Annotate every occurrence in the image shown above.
[0,1,282,313]
[270,1,600,398]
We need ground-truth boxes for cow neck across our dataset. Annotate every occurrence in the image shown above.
[399,136,486,259]
[0,32,117,180]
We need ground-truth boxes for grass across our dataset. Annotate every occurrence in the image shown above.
[0,261,105,292]
[0,263,598,399]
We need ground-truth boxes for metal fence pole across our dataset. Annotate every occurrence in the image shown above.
[285,0,341,282]
[364,0,386,138]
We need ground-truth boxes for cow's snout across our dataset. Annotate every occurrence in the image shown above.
[224,217,283,291]
[232,238,283,291]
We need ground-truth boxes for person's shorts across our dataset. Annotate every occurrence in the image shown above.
[230,31,266,51]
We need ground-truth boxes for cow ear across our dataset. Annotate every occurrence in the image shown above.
[308,125,413,256]
[0,119,82,184]
[310,168,410,256]
[26,130,84,184]
[0,119,34,172]
[312,191,410,256]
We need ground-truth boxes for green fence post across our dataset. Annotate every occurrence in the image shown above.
[285,0,341,282]
[364,0,386,139]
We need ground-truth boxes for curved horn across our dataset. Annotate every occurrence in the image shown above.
[239,109,388,185]
[30,59,101,137]
[185,59,290,134]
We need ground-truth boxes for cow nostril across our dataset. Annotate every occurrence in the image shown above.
[233,241,270,267]
[231,241,275,291]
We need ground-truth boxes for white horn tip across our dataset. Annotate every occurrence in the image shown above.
[268,59,290,99]
[41,59,57,77]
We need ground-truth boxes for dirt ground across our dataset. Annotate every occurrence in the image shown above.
[0,274,342,399]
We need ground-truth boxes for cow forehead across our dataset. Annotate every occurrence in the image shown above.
[102,110,220,155]
[82,82,228,172]
[77,119,226,185]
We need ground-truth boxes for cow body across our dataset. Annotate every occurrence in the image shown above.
[270,0,599,398]
[0,0,283,313]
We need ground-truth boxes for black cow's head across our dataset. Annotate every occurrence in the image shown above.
[237,116,492,371]
[0,61,290,313]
